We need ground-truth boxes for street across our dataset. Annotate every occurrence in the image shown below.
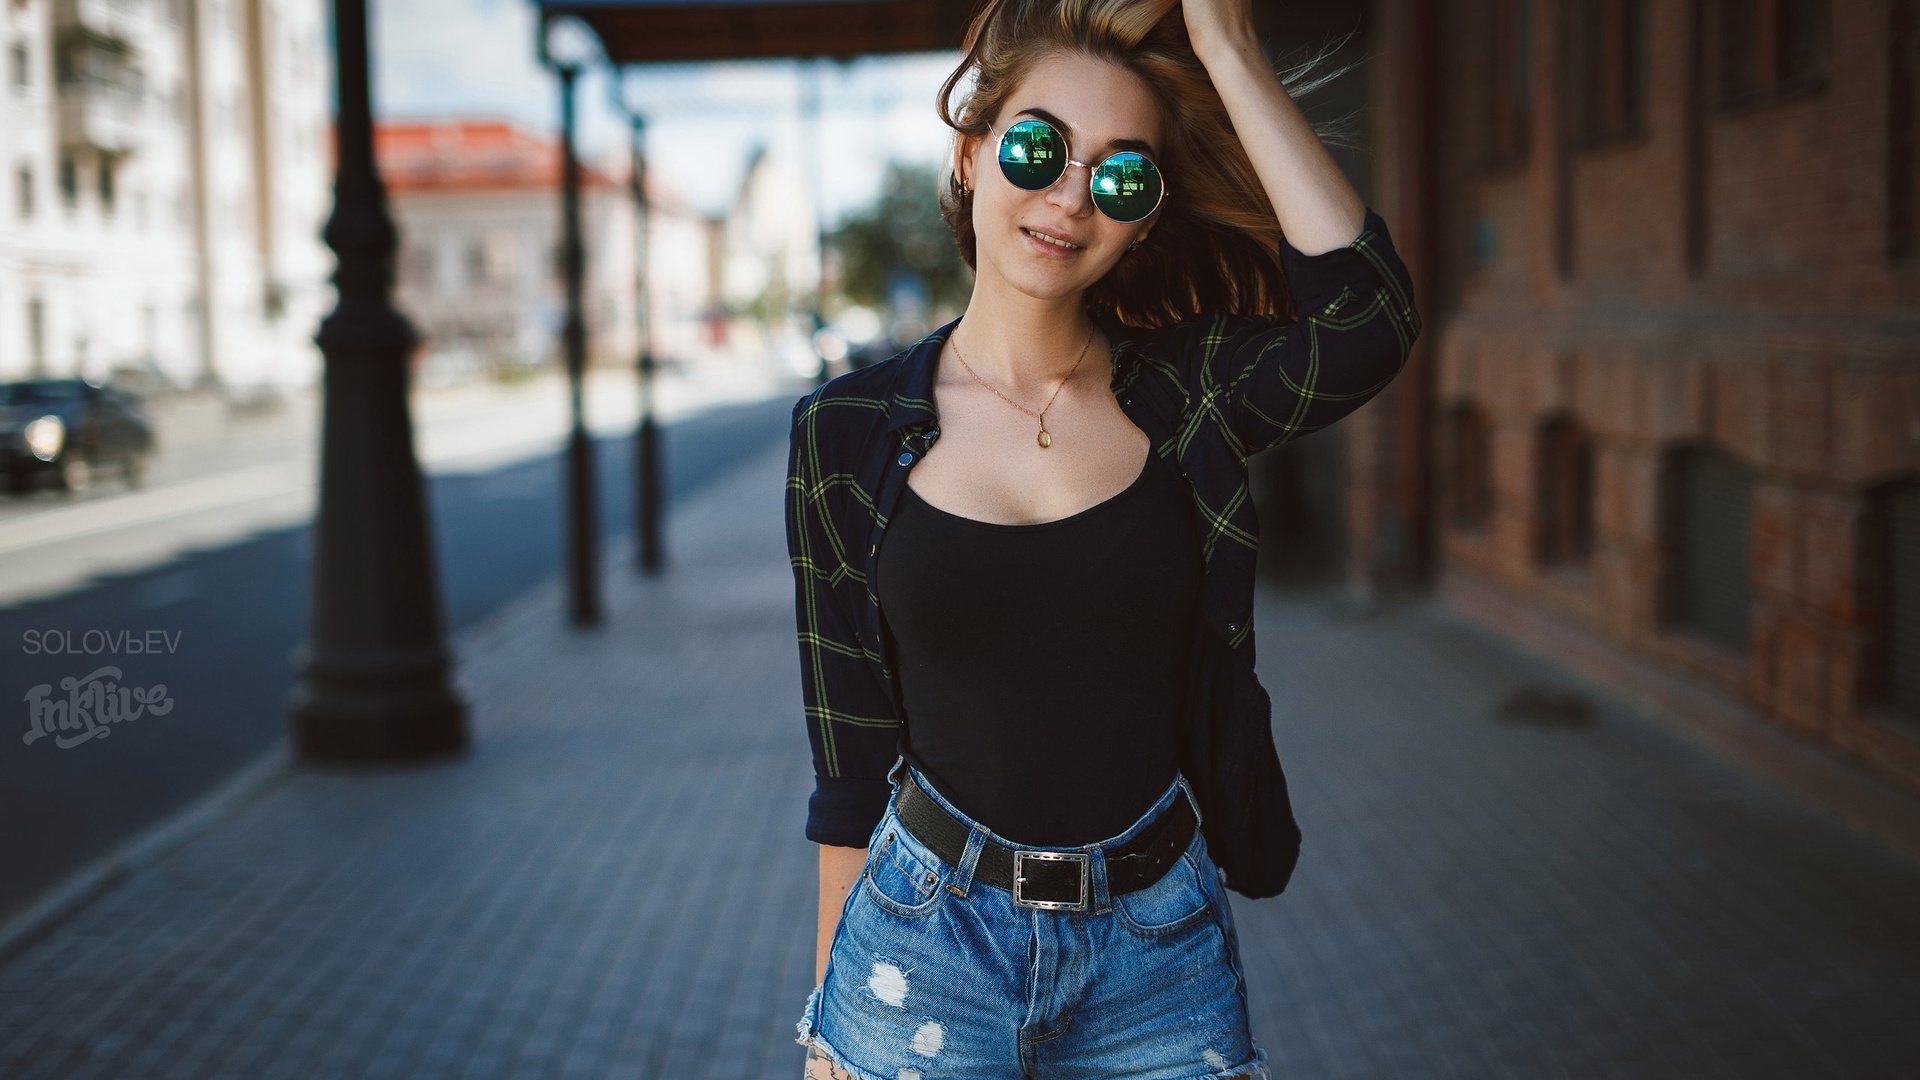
[0,371,800,923]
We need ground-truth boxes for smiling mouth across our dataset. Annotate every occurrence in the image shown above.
[1022,227,1083,251]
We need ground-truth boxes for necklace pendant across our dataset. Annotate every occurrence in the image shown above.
[1037,429,1052,448]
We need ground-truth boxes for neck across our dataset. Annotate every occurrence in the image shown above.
[951,273,1100,393]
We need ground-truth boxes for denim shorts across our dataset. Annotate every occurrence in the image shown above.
[796,757,1272,1079]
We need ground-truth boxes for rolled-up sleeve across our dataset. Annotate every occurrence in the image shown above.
[1164,206,1421,458]
[785,392,900,848]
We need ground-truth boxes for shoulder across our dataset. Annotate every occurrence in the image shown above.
[787,341,925,472]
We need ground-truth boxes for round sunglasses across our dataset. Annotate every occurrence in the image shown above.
[992,118,1167,224]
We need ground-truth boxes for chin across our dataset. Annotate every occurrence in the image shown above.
[983,242,1113,302]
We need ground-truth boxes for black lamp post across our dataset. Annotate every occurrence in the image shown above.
[614,73,664,573]
[290,0,466,760]
[542,14,603,626]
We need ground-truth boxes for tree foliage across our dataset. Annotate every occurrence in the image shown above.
[829,162,972,313]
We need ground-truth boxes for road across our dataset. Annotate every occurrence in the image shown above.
[0,383,799,923]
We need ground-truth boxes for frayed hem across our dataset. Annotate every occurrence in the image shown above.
[1199,1040,1273,1080]
[794,982,892,1080]
[795,1031,893,1080]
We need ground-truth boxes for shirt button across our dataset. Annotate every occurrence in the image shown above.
[870,543,877,556]
[897,452,913,466]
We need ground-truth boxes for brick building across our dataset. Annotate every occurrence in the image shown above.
[1257,1,1920,799]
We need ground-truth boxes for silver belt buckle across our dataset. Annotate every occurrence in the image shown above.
[1012,849,1089,911]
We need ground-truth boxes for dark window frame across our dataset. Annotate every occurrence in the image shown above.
[1891,0,1918,262]
[1659,443,1756,655]
[1486,0,1535,172]
[1536,415,1596,566]
[1863,477,1920,721]
[57,155,77,210]
[1572,0,1651,150]
[1709,0,1830,114]
[1447,401,1496,529]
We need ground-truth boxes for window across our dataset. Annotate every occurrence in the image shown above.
[466,238,488,287]
[1537,417,1595,565]
[1892,0,1918,262]
[1711,0,1828,109]
[1573,0,1649,148]
[58,156,76,210]
[14,165,30,220]
[402,245,435,290]
[1662,446,1754,652]
[98,158,115,216]
[1873,478,1920,714]
[9,40,25,92]
[1447,402,1494,528]
[27,298,46,375]
[1488,0,1534,169]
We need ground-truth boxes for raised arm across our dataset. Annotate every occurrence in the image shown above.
[1183,0,1367,255]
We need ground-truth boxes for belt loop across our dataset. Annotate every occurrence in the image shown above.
[1175,772,1203,829]
[1090,838,1114,913]
[950,824,986,898]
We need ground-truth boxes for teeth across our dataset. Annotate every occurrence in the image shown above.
[1024,228,1080,250]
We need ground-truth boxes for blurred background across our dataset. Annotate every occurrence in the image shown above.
[1,1,1918,1078]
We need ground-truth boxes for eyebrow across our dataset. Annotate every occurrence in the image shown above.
[1013,107,1157,158]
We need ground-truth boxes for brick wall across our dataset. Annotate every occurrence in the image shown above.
[1404,0,1920,792]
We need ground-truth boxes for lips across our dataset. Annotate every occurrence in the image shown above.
[1021,226,1083,251]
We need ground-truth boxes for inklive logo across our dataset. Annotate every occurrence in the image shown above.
[22,666,175,749]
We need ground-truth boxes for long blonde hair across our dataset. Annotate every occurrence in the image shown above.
[938,0,1351,329]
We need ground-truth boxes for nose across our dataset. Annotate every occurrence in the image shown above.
[1046,160,1094,217]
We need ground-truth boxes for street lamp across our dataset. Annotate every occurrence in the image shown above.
[612,68,663,573]
[290,0,467,760]
[539,12,604,626]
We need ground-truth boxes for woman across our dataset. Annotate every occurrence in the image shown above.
[787,0,1419,1075]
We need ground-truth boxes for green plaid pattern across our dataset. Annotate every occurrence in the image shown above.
[786,207,1420,849]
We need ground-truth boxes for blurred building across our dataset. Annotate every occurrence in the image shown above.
[712,144,822,377]
[0,0,332,394]
[377,119,811,385]
[377,119,637,379]
[1256,1,1920,796]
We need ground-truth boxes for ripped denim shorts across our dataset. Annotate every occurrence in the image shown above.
[796,757,1272,1079]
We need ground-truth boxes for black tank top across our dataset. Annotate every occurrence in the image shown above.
[875,452,1204,846]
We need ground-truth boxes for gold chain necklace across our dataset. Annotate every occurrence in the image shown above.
[947,325,1095,449]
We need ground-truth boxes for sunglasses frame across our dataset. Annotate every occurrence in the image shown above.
[984,118,1169,225]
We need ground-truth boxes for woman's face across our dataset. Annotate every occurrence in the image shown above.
[958,52,1165,303]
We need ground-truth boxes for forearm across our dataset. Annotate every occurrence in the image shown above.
[815,843,866,984]
[1188,14,1366,256]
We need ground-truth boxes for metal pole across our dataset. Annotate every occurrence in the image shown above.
[801,59,830,386]
[630,110,664,573]
[290,0,466,760]
[559,64,601,626]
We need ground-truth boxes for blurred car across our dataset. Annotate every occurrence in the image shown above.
[0,377,155,494]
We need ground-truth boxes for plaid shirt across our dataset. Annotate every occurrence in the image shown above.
[785,207,1419,890]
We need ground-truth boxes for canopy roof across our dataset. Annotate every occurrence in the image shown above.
[536,0,983,64]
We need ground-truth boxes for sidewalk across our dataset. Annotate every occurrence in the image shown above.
[2,441,1918,1079]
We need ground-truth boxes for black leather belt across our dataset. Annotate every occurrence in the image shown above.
[894,773,1199,911]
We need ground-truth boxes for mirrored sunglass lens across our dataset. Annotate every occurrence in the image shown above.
[1090,152,1162,222]
[998,120,1065,190]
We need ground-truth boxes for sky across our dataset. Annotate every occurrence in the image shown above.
[373,0,965,224]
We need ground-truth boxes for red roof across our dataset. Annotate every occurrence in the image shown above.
[373,119,618,193]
